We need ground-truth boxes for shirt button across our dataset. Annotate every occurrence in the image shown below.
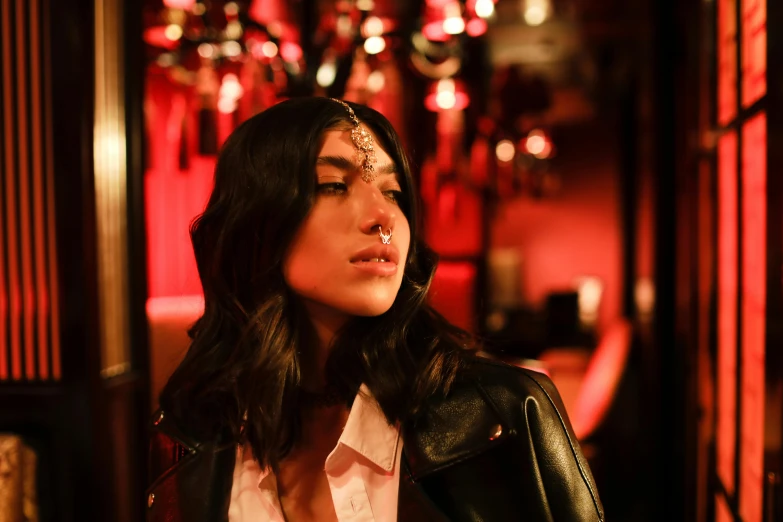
[350,497,362,513]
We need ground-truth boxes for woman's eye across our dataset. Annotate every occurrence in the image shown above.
[316,182,347,195]
[383,190,405,203]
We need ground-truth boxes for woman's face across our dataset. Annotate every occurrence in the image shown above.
[283,127,411,321]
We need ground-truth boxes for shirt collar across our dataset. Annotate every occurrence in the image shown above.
[254,384,401,488]
[336,384,400,473]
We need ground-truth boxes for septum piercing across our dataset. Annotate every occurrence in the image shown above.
[379,227,392,245]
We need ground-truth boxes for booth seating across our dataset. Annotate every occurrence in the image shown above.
[147,296,204,407]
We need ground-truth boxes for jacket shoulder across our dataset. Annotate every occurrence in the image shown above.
[402,356,604,521]
[146,409,234,522]
[469,356,576,428]
[402,356,559,477]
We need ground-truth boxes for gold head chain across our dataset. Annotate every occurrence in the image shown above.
[330,98,377,182]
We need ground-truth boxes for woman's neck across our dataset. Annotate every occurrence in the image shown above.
[299,300,350,391]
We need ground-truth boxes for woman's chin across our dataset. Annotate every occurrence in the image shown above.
[298,285,401,319]
[326,284,401,317]
[346,299,396,317]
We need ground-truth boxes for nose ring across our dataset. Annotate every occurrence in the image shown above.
[379,227,392,245]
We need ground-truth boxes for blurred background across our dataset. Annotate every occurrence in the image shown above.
[0,0,781,520]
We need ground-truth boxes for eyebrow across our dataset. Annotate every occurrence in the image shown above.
[316,155,398,176]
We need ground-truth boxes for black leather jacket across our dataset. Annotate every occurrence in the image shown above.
[146,358,604,521]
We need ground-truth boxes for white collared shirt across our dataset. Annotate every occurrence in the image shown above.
[228,385,403,522]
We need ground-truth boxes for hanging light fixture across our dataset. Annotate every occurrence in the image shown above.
[420,0,495,42]
[144,0,490,114]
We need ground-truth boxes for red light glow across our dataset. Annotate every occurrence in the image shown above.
[143,26,180,50]
[495,140,515,162]
[361,16,384,38]
[422,21,449,41]
[471,0,496,18]
[523,129,553,159]
[443,16,465,35]
[716,131,738,493]
[741,0,766,107]
[465,17,487,37]
[164,24,183,41]
[424,79,470,111]
[279,41,302,62]
[526,137,545,155]
[261,41,278,58]
[425,91,468,111]
[249,0,286,25]
[740,111,766,522]
[716,493,733,522]
[429,261,476,332]
[363,36,386,55]
[163,0,195,8]
[571,319,632,440]
[718,0,738,125]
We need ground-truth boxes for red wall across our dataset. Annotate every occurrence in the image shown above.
[491,122,623,333]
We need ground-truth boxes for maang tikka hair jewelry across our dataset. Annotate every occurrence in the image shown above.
[330,98,378,182]
[379,227,392,245]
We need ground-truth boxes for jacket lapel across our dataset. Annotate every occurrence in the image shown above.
[401,375,507,481]
[397,452,450,522]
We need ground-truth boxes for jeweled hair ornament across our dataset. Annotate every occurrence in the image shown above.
[330,98,378,182]
[379,227,392,245]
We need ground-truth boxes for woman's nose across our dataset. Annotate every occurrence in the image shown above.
[358,185,397,235]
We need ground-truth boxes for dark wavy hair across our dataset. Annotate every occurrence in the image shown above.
[159,97,471,470]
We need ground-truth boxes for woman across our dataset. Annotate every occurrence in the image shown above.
[147,97,604,522]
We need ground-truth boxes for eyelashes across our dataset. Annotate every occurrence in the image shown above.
[315,182,347,195]
[315,182,406,205]
[383,190,405,204]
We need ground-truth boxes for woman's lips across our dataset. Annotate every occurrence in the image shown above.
[350,245,400,276]
[350,259,399,276]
